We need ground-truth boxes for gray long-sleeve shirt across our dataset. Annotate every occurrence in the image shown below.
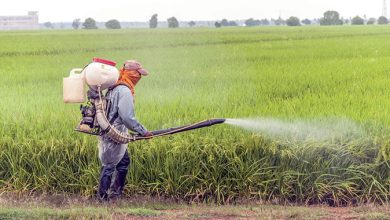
[98,85,148,166]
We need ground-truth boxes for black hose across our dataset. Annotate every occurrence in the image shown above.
[132,118,226,141]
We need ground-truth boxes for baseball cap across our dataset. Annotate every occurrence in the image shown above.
[124,60,149,76]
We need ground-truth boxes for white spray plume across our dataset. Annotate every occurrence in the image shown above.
[225,118,365,144]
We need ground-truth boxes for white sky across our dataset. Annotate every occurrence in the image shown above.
[0,0,385,22]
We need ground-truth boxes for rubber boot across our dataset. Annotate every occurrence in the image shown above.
[109,151,130,200]
[98,164,115,201]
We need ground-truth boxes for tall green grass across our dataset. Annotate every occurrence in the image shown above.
[0,26,389,205]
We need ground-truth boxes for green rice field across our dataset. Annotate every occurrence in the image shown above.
[0,26,390,205]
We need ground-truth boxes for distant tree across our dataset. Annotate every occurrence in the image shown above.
[167,17,179,28]
[260,19,270,26]
[221,19,229,26]
[275,17,285,26]
[245,18,260,26]
[367,18,376,25]
[83,17,98,29]
[149,14,158,28]
[72,19,80,29]
[105,19,121,29]
[301,19,311,25]
[351,16,364,25]
[217,19,238,27]
[214,21,222,28]
[378,16,389,24]
[286,16,301,26]
[320,11,343,25]
[188,21,196,27]
[44,22,54,29]
[228,21,238,26]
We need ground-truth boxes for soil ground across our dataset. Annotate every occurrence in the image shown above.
[0,194,389,219]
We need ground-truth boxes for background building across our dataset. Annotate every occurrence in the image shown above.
[0,11,39,30]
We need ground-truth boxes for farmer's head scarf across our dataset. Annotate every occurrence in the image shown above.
[116,60,149,97]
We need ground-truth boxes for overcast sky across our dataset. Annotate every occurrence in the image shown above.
[0,0,386,22]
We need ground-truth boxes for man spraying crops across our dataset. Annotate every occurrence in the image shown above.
[97,60,152,201]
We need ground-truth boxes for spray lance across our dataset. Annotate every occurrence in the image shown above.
[63,58,225,144]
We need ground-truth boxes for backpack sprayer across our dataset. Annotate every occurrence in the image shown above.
[63,58,225,144]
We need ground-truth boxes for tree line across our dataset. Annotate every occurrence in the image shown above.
[59,16,182,29]
[43,11,390,30]
[69,18,121,29]
[44,18,120,29]
[243,11,389,27]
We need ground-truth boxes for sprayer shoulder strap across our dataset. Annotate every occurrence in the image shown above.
[103,90,116,125]
[104,88,121,125]
[108,83,132,92]
[109,111,119,125]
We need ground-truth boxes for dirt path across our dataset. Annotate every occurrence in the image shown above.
[0,194,389,219]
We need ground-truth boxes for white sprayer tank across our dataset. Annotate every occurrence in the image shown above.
[63,58,119,103]
[63,68,85,103]
[84,58,119,91]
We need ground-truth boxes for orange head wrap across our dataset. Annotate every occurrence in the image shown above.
[116,60,149,99]
[117,68,141,97]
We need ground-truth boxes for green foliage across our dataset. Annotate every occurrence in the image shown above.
[83,17,98,29]
[43,22,53,29]
[188,21,196,27]
[221,19,229,26]
[0,207,161,219]
[105,19,121,29]
[367,18,376,25]
[228,21,238,26]
[274,17,286,26]
[320,11,343,25]
[149,14,158,28]
[72,19,80,30]
[351,16,365,25]
[378,16,389,25]
[301,19,311,25]
[286,16,301,26]
[220,19,238,27]
[214,22,222,28]
[245,18,260,27]
[167,17,179,28]
[261,19,270,26]
[0,27,389,205]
